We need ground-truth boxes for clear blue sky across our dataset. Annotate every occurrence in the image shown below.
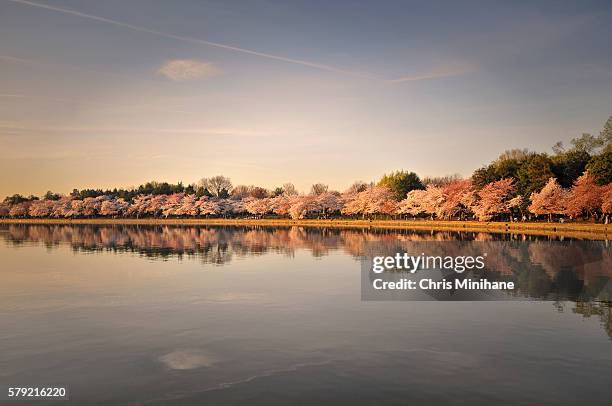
[1,0,611,196]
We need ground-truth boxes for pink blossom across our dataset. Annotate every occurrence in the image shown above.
[473,178,517,221]
[528,178,568,218]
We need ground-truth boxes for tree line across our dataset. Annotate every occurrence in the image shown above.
[2,117,611,223]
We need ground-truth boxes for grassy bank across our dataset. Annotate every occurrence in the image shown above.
[0,218,608,240]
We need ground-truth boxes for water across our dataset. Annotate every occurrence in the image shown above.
[0,224,610,405]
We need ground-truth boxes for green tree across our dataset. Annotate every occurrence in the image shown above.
[493,158,522,180]
[43,191,61,201]
[472,149,531,189]
[551,149,591,188]
[3,194,29,205]
[184,184,196,194]
[517,153,554,200]
[472,166,497,189]
[570,133,603,154]
[377,171,424,201]
[586,150,612,185]
[600,116,612,148]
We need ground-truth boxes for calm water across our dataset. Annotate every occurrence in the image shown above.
[0,224,611,405]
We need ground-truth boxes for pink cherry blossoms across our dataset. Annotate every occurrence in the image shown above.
[2,170,611,222]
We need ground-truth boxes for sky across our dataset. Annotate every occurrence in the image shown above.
[1,0,612,197]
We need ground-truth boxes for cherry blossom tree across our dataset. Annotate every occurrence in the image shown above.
[81,197,98,217]
[564,171,602,219]
[148,195,168,217]
[340,191,364,217]
[229,199,246,216]
[380,199,399,217]
[28,199,54,217]
[216,199,235,217]
[174,194,199,217]
[397,189,428,217]
[473,178,517,221]
[127,195,151,218]
[269,195,293,217]
[364,186,395,217]
[0,203,9,217]
[161,193,185,218]
[245,198,271,217]
[5,172,608,223]
[528,177,568,221]
[9,202,30,217]
[51,197,74,218]
[398,186,444,219]
[197,197,220,217]
[438,179,474,219]
[289,195,317,219]
[100,198,129,217]
[66,199,85,218]
[317,192,343,217]
[420,185,445,218]
[506,195,523,214]
[340,186,394,218]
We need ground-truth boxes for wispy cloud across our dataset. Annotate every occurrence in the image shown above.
[7,0,473,83]
[157,59,221,81]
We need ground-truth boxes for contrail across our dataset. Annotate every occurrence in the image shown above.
[6,0,473,83]
[6,0,377,80]
[388,63,476,83]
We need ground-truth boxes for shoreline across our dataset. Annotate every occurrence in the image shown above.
[0,218,608,240]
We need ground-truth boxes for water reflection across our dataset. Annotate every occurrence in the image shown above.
[1,224,611,404]
[3,225,610,295]
[2,224,610,272]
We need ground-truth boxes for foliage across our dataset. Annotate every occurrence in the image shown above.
[43,191,62,201]
[377,171,424,201]
[516,153,554,202]
[551,149,591,188]
[3,194,35,205]
[471,149,531,189]
[586,150,612,185]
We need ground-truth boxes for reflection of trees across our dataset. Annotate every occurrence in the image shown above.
[2,225,610,298]
[573,302,612,339]
[2,224,610,337]
[2,225,484,263]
